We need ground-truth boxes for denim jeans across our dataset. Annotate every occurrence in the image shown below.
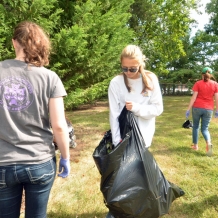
[0,157,56,218]
[192,107,213,144]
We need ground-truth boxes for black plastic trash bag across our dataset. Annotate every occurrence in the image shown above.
[182,119,193,129]
[93,107,185,218]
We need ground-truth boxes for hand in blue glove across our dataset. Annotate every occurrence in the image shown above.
[58,156,70,178]
[215,111,218,118]
[185,110,190,119]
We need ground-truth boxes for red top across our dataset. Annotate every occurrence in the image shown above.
[193,80,218,110]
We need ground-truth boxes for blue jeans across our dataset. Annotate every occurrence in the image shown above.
[192,107,213,144]
[0,157,56,218]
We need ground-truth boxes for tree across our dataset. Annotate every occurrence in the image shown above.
[205,0,218,35]
[0,0,63,60]
[161,0,218,85]
[49,0,135,108]
[0,0,135,109]
[0,0,199,109]
[128,0,196,73]
[204,0,218,75]
[191,30,218,67]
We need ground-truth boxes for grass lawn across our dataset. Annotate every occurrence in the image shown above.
[45,96,218,218]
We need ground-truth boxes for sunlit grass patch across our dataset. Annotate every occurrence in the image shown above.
[47,96,218,218]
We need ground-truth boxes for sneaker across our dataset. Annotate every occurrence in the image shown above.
[206,144,213,157]
[191,145,198,150]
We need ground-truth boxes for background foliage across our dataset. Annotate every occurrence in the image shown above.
[1,0,217,109]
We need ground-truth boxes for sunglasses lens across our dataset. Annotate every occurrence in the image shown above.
[129,68,138,73]
[121,67,128,72]
[121,67,138,73]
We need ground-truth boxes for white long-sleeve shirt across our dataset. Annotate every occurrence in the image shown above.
[108,72,163,147]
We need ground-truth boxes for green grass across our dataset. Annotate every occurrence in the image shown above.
[46,96,218,218]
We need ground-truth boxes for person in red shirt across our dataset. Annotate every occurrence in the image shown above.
[186,67,218,156]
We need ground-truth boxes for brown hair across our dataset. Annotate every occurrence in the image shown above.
[202,73,216,82]
[13,21,51,67]
[120,45,152,93]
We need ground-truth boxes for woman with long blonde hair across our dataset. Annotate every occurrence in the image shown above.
[106,44,163,218]
[108,44,163,148]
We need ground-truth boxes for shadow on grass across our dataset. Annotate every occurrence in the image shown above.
[48,211,106,218]
[47,195,218,218]
[47,195,218,217]
[174,194,218,217]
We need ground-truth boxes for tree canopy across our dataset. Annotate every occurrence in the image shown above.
[0,0,198,109]
[161,0,218,86]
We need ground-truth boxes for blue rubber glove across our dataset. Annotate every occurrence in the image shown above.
[58,156,70,178]
[215,111,218,118]
[186,110,190,119]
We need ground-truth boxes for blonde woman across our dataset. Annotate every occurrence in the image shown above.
[0,21,70,217]
[108,44,163,148]
[106,44,163,218]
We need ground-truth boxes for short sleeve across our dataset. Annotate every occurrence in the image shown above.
[50,74,67,98]
[192,82,199,92]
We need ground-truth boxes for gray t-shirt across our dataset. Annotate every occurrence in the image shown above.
[0,59,67,166]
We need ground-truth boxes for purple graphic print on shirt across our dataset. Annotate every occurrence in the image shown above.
[0,77,34,112]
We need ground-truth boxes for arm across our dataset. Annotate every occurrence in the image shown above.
[108,81,122,146]
[214,93,218,119]
[130,74,163,119]
[187,91,198,111]
[215,93,218,110]
[49,97,70,178]
[49,97,69,159]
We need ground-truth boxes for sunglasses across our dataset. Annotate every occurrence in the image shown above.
[121,66,139,73]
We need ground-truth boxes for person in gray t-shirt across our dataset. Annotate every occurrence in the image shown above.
[0,21,70,218]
